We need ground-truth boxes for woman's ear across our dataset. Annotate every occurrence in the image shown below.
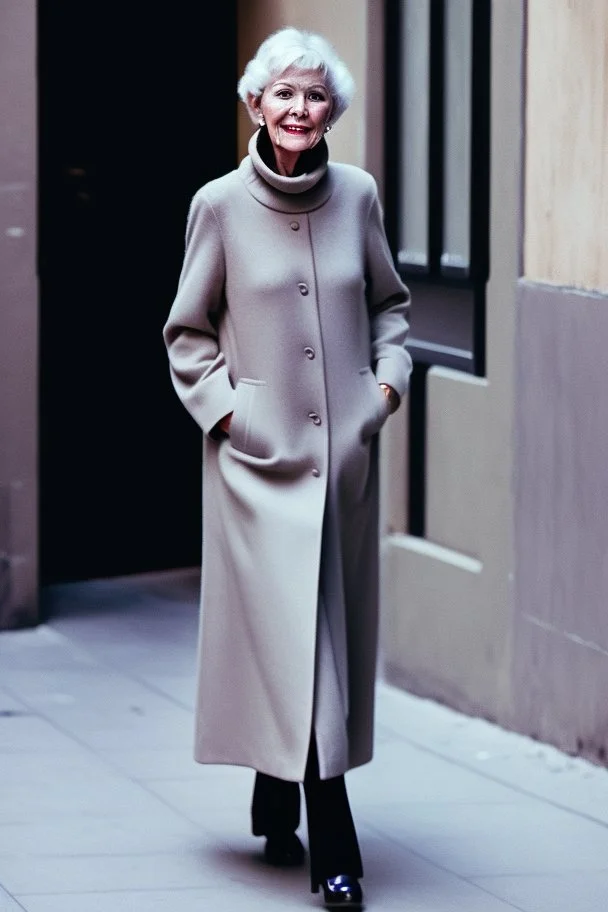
[247,92,263,126]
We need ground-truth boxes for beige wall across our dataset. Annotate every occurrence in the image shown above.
[514,0,608,764]
[0,0,38,628]
[380,2,524,724]
[382,0,608,765]
[514,281,608,765]
[525,0,608,293]
[237,0,369,170]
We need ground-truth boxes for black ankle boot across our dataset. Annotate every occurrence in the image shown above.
[321,874,363,908]
[263,832,305,867]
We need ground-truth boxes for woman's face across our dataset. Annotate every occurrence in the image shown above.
[253,68,332,175]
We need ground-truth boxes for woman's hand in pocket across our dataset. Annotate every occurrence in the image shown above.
[218,412,233,436]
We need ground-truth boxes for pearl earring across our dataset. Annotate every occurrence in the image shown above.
[325,123,332,133]
[258,116,265,126]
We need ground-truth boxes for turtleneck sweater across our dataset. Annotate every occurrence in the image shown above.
[237,128,334,213]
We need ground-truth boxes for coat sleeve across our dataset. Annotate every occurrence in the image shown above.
[162,189,236,436]
[365,186,413,399]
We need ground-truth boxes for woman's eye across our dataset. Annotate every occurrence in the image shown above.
[309,93,326,102]
[277,90,292,99]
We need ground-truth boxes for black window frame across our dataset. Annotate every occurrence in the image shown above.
[384,0,491,377]
[383,0,491,536]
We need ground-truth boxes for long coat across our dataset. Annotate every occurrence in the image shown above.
[163,131,412,782]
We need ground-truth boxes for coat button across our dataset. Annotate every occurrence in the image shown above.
[290,220,300,231]
[304,346,315,359]
[298,282,309,296]
[308,411,322,426]
[312,467,320,477]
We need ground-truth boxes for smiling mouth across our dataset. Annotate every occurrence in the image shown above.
[281,124,310,134]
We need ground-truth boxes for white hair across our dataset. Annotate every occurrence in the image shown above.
[237,27,355,128]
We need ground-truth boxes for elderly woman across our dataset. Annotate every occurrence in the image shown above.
[163,26,412,909]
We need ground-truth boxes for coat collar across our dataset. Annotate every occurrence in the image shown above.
[238,129,333,213]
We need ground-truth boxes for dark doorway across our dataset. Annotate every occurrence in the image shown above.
[38,3,238,584]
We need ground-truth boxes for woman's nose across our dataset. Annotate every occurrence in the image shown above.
[290,94,307,116]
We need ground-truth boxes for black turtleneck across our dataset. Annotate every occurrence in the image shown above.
[257,125,328,177]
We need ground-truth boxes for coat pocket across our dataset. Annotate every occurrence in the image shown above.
[228,378,273,459]
[359,366,389,440]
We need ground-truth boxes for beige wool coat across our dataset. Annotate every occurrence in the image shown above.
[163,130,412,782]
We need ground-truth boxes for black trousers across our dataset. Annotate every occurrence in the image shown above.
[251,736,363,891]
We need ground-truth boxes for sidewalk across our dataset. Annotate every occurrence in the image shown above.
[1,568,608,912]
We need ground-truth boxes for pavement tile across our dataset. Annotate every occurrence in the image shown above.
[133,675,196,709]
[0,627,97,673]
[53,643,195,679]
[361,800,608,877]
[0,885,24,911]
[69,721,193,752]
[0,811,205,857]
[4,839,312,902]
[2,699,194,749]
[375,685,608,826]
[0,851,222,895]
[0,714,84,755]
[0,763,190,826]
[97,747,205,780]
[0,753,155,827]
[472,872,608,912]
[3,667,183,705]
[44,616,198,680]
[141,767,257,819]
[0,689,29,714]
[347,740,532,806]
[0,749,137,786]
[0,695,194,752]
[356,825,527,911]
[13,886,316,912]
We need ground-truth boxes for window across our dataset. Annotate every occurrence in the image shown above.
[385,0,490,376]
[384,0,491,534]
